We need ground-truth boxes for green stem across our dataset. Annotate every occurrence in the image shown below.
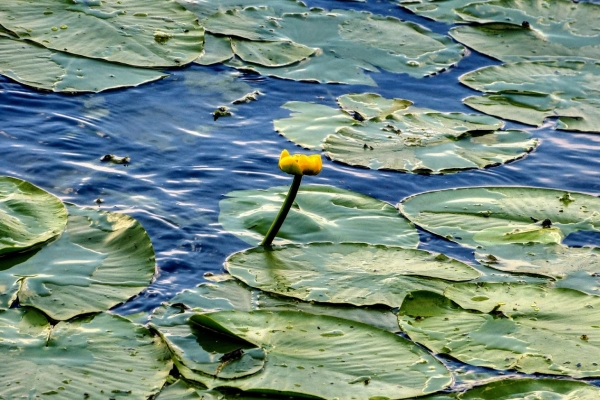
[261,174,303,247]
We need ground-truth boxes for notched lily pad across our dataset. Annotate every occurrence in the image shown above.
[0,203,156,320]
[0,35,166,93]
[400,186,600,286]
[182,310,452,399]
[225,242,478,307]
[461,59,600,132]
[0,176,67,257]
[231,38,316,67]
[218,184,419,247]
[449,0,600,62]
[399,284,600,378]
[0,308,172,399]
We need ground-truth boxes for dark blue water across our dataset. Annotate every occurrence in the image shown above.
[2,0,600,321]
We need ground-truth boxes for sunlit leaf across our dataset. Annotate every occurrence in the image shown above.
[0,204,156,320]
[156,379,312,400]
[181,310,452,398]
[0,35,166,93]
[223,8,464,85]
[231,38,316,67]
[226,243,478,306]
[150,278,400,332]
[0,0,204,67]
[400,186,600,288]
[0,308,172,399]
[337,93,413,121]
[399,284,600,378]
[194,33,233,65]
[0,176,66,257]
[461,59,600,132]
[456,378,600,400]
[400,186,600,248]
[397,0,493,24]
[449,0,600,62]
[219,184,419,247]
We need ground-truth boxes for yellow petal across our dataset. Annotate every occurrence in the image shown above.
[278,150,322,176]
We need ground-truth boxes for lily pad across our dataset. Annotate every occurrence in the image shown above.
[194,33,234,66]
[224,8,465,85]
[398,0,493,24]
[182,310,452,398]
[458,378,600,400]
[0,0,204,67]
[400,187,600,285]
[219,184,419,247]
[449,0,600,62]
[157,379,310,400]
[0,203,156,320]
[226,243,478,307]
[274,101,357,149]
[337,93,413,121]
[150,278,400,332]
[0,308,172,399]
[230,38,316,67]
[400,187,600,249]
[460,59,600,132]
[0,35,166,93]
[274,94,537,173]
[0,176,66,256]
[398,283,600,378]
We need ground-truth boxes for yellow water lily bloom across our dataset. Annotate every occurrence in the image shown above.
[278,149,322,176]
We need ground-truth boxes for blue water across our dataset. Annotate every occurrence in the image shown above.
[2,0,600,357]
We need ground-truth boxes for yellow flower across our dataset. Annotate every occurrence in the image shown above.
[278,149,322,176]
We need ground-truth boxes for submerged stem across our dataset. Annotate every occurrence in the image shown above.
[261,174,303,247]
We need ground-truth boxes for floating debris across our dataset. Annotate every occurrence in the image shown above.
[213,106,232,121]
[232,90,263,104]
[100,154,130,164]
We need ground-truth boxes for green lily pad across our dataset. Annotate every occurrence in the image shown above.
[194,33,233,66]
[231,38,316,67]
[274,101,357,149]
[150,278,400,332]
[400,187,600,248]
[274,94,537,173]
[181,310,452,398]
[457,378,600,400]
[226,243,478,307]
[157,378,313,400]
[398,0,493,24]
[0,203,156,320]
[398,283,600,378]
[0,35,166,92]
[337,93,413,121]
[0,176,67,257]
[224,8,464,85]
[219,184,419,247]
[461,59,600,132]
[0,0,204,68]
[400,187,600,286]
[449,0,600,62]
[0,308,172,399]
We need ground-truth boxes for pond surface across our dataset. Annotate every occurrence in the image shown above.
[1,0,600,390]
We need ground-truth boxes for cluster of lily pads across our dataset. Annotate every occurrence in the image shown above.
[0,0,466,92]
[5,172,600,398]
[147,182,600,398]
[397,0,600,132]
[274,92,538,173]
